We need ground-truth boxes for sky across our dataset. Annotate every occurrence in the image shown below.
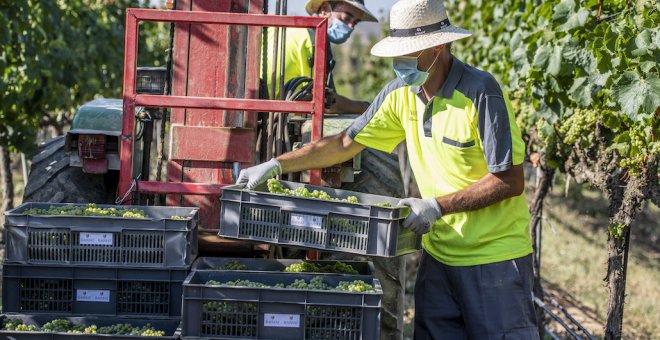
[268,0,397,37]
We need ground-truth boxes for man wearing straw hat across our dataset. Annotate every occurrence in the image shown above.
[242,0,539,337]
[264,0,375,113]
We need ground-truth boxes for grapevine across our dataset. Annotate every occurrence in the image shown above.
[24,203,146,218]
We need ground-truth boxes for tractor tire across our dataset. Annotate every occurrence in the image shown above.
[341,147,405,198]
[23,136,114,204]
[339,147,408,340]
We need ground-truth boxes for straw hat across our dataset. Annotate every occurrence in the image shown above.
[371,0,472,57]
[305,0,378,22]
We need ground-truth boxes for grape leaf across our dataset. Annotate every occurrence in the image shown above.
[568,77,593,107]
[612,72,660,119]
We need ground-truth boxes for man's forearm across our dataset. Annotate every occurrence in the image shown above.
[436,165,525,215]
[277,131,365,173]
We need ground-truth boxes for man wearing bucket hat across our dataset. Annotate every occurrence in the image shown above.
[243,0,539,338]
[263,0,376,113]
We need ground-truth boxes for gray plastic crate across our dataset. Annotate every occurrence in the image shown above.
[191,257,375,277]
[219,181,421,257]
[4,202,198,268]
[2,263,187,318]
[182,271,382,340]
[0,314,181,340]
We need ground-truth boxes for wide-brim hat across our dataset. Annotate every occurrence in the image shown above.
[371,0,472,57]
[306,0,378,22]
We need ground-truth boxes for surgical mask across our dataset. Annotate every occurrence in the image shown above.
[393,52,440,86]
[327,15,353,44]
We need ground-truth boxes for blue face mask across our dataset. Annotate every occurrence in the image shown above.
[393,52,440,86]
[327,16,353,44]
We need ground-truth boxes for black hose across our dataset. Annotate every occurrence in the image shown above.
[534,296,583,340]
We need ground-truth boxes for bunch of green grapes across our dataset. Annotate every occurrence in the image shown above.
[266,179,359,203]
[42,319,73,333]
[97,323,135,335]
[373,202,391,207]
[3,319,38,332]
[206,280,221,285]
[284,262,320,273]
[24,203,146,218]
[319,262,359,275]
[220,260,248,270]
[287,279,309,289]
[285,277,330,290]
[558,108,597,146]
[308,276,331,290]
[3,318,25,331]
[66,324,87,334]
[335,280,375,292]
[15,324,39,331]
[170,215,187,220]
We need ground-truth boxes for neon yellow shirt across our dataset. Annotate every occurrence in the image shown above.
[262,27,313,99]
[347,57,532,266]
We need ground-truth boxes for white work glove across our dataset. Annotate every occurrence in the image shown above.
[236,158,282,190]
[397,198,442,235]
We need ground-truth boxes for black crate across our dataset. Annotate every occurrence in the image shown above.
[4,203,198,268]
[219,181,421,257]
[0,314,181,339]
[2,263,187,318]
[191,257,375,277]
[182,271,382,339]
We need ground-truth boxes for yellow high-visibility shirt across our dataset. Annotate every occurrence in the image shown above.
[347,57,532,266]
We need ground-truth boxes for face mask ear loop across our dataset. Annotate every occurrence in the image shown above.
[424,50,441,73]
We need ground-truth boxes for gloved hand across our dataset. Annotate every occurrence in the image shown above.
[236,158,282,190]
[397,197,442,234]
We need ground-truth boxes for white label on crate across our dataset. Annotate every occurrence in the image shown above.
[263,314,301,328]
[290,213,322,229]
[79,232,113,246]
[76,290,110,302]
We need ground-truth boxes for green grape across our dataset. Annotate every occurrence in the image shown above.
[3,318,25,331]
[284,262,320,273]
[84,325,98,334]
[374,202,391,207]
[319,261,359,274]
[24,203,146,218]
[42,319,73,333]
[265,179,360,204]
[15,324,39,332]
[287,279,309,289]
[335,280,375,292]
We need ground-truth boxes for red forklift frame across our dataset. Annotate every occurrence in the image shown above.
[118,8,328,200]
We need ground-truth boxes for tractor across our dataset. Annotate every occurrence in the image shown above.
[22,1,409,337]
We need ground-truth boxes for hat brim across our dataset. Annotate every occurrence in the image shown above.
[306,0,378,22]
[371,26,473,57]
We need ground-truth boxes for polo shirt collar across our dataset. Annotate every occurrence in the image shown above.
[408,56,465,99]
[439,57,465,98]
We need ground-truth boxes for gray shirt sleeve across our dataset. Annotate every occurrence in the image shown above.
[477,93,514,173]
[347,78,405,139]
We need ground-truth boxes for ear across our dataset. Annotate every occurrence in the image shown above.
[318,2,332,17]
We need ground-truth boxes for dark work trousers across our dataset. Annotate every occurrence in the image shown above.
[414,251,539,340]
